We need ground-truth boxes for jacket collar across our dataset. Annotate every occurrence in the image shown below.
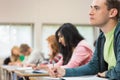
[114,21,120,37]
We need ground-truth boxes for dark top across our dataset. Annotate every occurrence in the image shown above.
[3,57,11,65]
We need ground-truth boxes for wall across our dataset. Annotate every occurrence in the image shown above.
[0,0,92,49]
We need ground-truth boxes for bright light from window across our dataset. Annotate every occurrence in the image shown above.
[0,24,33,58]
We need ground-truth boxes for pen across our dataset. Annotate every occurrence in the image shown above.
[36,59,39,66]
[52,61,66,80]
[52,60,55,68]
[52,60,57,73]
[52,60,57,75]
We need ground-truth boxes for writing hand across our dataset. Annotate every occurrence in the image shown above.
[97,71,106,78]
[48,66,66,78]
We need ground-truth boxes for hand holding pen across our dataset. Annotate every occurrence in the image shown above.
[48,60,65,80]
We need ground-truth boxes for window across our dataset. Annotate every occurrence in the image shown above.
[41,24,97,58]
[76,25,95,49]
[41,24,59,58]
[0,23,33,58]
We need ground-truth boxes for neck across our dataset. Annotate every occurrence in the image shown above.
[100,20,118,34]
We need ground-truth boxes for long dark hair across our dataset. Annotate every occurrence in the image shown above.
[55,23,84,65]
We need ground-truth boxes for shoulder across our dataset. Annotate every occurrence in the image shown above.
[76,40,91,50]
[31,50,44,57]
[4,57,11,65]
[78,40,89,45]
[4,57,11,61]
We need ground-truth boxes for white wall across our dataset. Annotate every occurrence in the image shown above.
[0,0,92,49]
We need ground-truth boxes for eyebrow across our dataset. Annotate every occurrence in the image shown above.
[90,5,100,8]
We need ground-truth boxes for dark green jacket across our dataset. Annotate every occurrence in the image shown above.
[65,21,120,80]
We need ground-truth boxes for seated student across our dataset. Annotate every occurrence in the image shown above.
[19,44,32,64]
[34,23,93,70]
[20,43,44,67]
[33,35,62,70]
[47,35,62,64]
[48,0,120,79]
[3,46,21,65]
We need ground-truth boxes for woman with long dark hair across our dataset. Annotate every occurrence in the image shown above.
[55,23,93,68]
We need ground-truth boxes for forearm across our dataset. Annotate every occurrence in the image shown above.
[64,63,98,77]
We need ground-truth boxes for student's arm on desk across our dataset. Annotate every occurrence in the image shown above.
[64,50,99,77]
[49,50,99,77]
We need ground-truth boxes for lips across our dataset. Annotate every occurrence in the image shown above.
[90,17,94,20]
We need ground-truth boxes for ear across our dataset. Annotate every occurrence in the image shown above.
[109,8,118,18]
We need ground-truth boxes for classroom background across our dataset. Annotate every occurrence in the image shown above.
[0,0,99,65]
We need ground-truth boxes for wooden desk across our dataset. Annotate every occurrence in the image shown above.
[14,69,49,80]
[0,65,49,80]
[15,70,48,76]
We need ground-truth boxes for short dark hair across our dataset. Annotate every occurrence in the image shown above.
[105,0,120,20]
[20,44,30,53]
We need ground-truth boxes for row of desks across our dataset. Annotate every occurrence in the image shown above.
[0,65,108,80]
[0,65,49,80]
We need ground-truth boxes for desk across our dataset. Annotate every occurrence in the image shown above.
[0,65,108,80]
[0,65,49,80]
[14,70,49,80]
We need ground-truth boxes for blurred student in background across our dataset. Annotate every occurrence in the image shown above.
[33,35,62,70]
[20,44,31,64]
[3,46,21,65]
[47,35,62,64]
[20,43,45,67]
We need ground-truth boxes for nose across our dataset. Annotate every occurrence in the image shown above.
[58,38,61,43]
[89,9,92,16]
[89,8,94,16]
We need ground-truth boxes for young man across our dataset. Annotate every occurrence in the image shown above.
[49,0,120,79]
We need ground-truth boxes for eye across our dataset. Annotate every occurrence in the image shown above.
[59,34,63,38]
[95,7,99,10]
[94,6,100,10]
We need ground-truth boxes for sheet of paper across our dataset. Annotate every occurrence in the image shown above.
[42,75,108,80]
[43,77,64,80]
[63,75,108,80]
[15,67,32,70]
[32,70,48,73]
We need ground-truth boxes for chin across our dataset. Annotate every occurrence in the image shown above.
[89,22,97,26]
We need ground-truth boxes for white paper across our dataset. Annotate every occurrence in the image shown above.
[64,75,108,80]
[42,75,108,80]
[43,77,63,80]
[15,67,32,70]
[32,70,48,73]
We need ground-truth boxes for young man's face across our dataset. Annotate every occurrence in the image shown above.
[89,0,110,27]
